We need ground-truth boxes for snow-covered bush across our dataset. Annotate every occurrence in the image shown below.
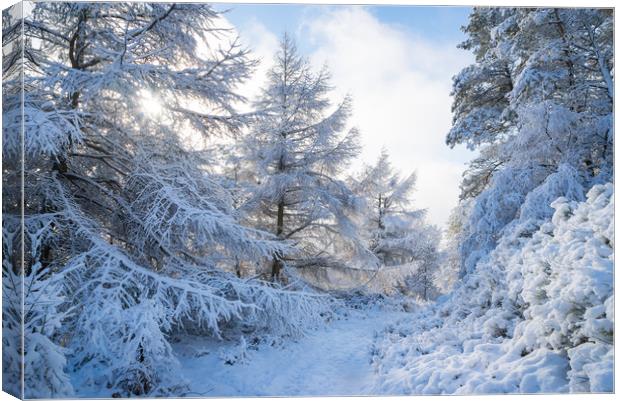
[513,184,613,392]
[219,336,250,365]
[372,183,613,394]
[458,163,548,274]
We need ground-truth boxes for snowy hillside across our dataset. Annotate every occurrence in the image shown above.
[372,183,614,394]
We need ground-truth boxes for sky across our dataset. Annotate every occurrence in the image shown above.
[215,3,475,229]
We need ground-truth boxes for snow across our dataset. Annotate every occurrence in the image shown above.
[2,4,613,398]
[371,183,614,395]
[60,170,611,399]
[172,303,411,397]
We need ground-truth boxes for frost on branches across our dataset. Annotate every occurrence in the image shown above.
[241,34,366,281]
[447,8,613,275]
[1,3,612,398]
[2,4,331,397]
[2,217,74,399]
[349,150,443,299]
[373,183,614,394]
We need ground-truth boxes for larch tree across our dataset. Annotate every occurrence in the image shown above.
[244,34,363,280]
[350,150,441,300]
[2,4,329,397]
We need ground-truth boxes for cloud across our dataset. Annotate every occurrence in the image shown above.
[195,13,279,110]
[301,7,473,228]
[233,7,474,228]
[232,17,280,110]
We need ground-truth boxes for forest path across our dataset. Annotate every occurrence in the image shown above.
[174,306,411,396]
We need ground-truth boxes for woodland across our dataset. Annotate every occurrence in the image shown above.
[1,3,614,397]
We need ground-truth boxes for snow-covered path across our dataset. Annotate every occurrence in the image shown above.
[174,307,411,397]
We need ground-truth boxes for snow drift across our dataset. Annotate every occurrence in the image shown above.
[372,183,614,394]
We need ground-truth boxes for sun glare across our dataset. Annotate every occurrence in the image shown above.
[139,90,164,119]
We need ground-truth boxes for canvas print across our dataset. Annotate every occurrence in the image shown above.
[1,1,614,398]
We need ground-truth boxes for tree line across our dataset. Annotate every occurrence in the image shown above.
[2,3,440,397]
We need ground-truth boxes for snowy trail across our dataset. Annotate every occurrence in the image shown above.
[174,308,411,397]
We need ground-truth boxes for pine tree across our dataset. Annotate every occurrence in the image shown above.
[351,150,420,264]
[448,8,613,275]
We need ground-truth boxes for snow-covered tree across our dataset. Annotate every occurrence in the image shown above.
[435,200,471,291]
[2,216,74,398]
[3,4,330,396]
[448,7,613,275]
[373,9,614,392]
[243,33,363,280]
[350,150,441,299]
[351,150,421,264]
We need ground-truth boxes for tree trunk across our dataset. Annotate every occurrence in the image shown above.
[235,256,241,278]
[423,263,428,301]
[271,199,285,280]
[552,9,575,89]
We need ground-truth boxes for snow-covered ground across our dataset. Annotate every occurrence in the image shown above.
[371,183,614,395]
[173,303,412,397]
[68,183,613,398]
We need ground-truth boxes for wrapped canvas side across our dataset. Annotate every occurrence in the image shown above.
[3,2,25,399]
[4,2,72,398]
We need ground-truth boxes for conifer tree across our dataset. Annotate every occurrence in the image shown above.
[244,34,362,280]
[2,5,329,396]
[448,8,613,274]
[350,150,441,299]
